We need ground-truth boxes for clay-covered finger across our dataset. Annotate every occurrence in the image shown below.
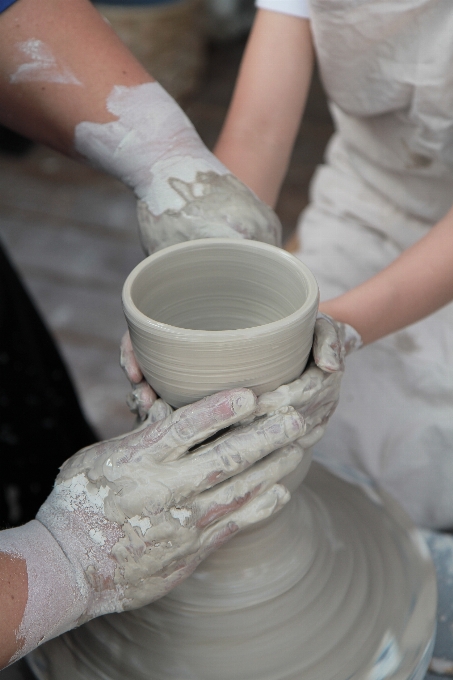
[79,389,257,475]
[140,388,257,463]
[295,426,326,450]
[200,484,290,552]
[341,321,363,356]
[120,330,144,384]
[194,443,304,529]
[177,407,305,491]
[126,380,159,421]
[312,315,343,372]
[253,364,326,417]
[145,398,173,424]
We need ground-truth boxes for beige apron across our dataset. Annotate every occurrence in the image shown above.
[296,0,453,528]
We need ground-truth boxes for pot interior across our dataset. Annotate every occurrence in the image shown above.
[130,242,310,331]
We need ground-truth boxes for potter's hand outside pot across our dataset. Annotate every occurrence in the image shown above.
[39,388,304,614]
[252,315,362,449]
[0,388,305,664]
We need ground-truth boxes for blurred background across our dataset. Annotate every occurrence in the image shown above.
[0,0,333,441]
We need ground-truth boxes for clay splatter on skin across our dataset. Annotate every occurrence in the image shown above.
[74,82,281,253]
[10,39,82,85]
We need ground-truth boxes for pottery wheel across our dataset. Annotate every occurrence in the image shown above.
[28,462,436,680]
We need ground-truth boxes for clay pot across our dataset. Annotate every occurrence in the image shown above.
[29,462,437,680]
[122,238,319,408]
[29,240,437,679]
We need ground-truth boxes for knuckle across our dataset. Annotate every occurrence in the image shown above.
[172,412,196,443]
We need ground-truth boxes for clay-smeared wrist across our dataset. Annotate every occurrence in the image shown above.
[74,81,229,216]
[0,520,89,662]
[74,82,282,253]
[36,473,126,621]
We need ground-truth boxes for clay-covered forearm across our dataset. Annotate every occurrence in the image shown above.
[0,0,152,154]
[0,550,28,669]
[0,0,282,251]
[319,205,453,345]
[214,9,314,208]
[0,0,283,251]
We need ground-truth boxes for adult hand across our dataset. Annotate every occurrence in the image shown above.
[40,388,305,615]
[1,388,305,662]
[136,171,282,254]
[250,314,362,448]
[74,82,281,255]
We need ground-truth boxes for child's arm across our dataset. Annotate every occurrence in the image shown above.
[214,8,314,208]
[320,203,453,344]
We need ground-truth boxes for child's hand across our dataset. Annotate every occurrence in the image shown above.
[247,315,362,449]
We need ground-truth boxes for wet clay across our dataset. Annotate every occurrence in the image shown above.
[122,239,319,408]
[136,171,281,254]
[29,239,435,679]
[28,461,436,680]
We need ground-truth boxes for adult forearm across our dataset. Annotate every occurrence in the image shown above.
[320,205,453,344]
[0,0,282,251]
[214,10,314,208]
[0,551,28,668]
[0,0,152,154]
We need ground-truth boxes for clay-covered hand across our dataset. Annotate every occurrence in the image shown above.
[6,389,305,659]
[136,171,281,254]
[251,314,362,448]
[74,82,281,254]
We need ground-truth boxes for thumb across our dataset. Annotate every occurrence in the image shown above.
[120,330,144,384]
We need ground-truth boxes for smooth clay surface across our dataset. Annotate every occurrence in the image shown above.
[29,461,436,680]
[122,239,319,407]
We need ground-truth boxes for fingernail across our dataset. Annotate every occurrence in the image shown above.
[272,484,291,505]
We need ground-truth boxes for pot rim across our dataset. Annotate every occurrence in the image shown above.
[122,238,319,340]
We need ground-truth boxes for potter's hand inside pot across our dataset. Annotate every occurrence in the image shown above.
[137,171,282,255]
[74,82,281,254]
[252,314,362,448]
[1,389,305,662]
